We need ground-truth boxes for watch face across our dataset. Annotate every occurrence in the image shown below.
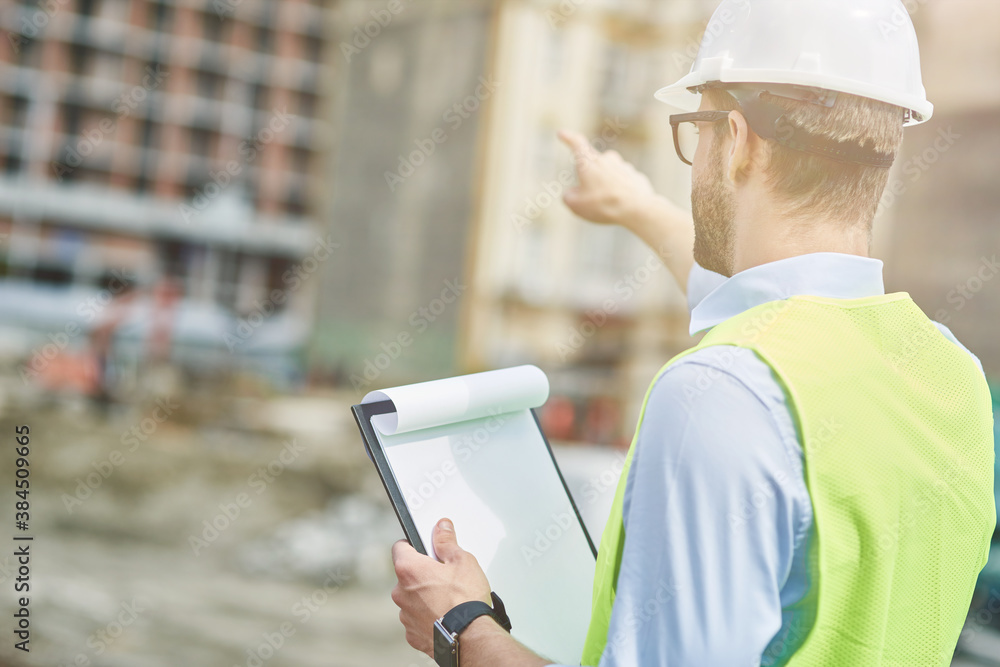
[433,620,458,667]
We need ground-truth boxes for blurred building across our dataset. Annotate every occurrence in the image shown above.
[455,0,1000,443]
[310,0,495,388]
[0,0,331,386]
[879,0,1000,379]
[459,0,718,442]
[309,0,722,442]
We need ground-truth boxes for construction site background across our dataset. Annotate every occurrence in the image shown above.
[0,0,998,665]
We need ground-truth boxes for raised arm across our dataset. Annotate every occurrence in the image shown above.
[557,129,695,292]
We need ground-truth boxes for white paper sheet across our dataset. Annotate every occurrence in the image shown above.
[361,364,549,435]
[359,365,595,664]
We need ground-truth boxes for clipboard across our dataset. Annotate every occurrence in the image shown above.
[350,365,597,664]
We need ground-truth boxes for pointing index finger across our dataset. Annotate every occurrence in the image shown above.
[558,128,598,161]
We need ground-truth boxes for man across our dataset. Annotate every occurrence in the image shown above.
[390,1,996,664]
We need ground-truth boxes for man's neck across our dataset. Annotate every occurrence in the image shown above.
[730,196,871,275]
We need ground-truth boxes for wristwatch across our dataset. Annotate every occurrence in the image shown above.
[433,591,512,666]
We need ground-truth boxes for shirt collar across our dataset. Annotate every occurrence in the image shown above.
[689,252,886,335]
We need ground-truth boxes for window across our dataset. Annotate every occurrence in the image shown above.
[142,58,166,95]
[216,250,240,310]
[133,170,152,194]
[4,153,23,175]
[302,34,322,63]
[196,68,224,99]
[266,256,293,310]
[597,43,648,120]
[289,145,310,174]
[297,90,316,118]
[68,43,95,76]
[158,241,188,279]
[252,83,269,111]
[91,50,123,81]
[77,0,98,18]
[147,0,173,30]
[4,96,30,128]
[61,101,85,138]
[33,263,74,287]
[184,171,207,200]
[138,115,158,149]
[255,24,274,53]
[11,36,37,67]
[202,11,227,43]
[188,126,216,159]
[243,171,260,209]
[284,188,306,216]
[542,31,565,85]
[78,163,110,186]
[98,0,128,22]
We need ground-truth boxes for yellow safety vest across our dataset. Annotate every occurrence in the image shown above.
[582,294,995,666]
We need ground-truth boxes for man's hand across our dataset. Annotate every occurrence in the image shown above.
[557,128,696,292]
[391,518,492,657]
[558,128,658,227]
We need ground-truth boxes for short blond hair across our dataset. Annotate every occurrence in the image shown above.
[703,87,905,228]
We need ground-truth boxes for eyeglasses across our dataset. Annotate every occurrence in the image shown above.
[669,111,732,166]
[669,94,895,168]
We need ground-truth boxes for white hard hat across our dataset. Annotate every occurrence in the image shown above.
[655,0,933,125]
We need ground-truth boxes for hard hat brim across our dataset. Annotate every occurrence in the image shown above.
[653,72,705,113]
[654,71,934,126]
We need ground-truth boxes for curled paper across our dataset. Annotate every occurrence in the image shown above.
[361,365,549,435]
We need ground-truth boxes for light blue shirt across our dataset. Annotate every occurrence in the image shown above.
[557,252,982,667]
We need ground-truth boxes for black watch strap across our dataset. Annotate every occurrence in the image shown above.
[442,591,512,635]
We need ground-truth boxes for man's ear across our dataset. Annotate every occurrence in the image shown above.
[725,110,754,184]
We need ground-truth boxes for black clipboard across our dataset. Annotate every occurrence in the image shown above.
[350,399,596,559]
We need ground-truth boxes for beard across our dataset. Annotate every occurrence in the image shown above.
[691,137,736,277]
